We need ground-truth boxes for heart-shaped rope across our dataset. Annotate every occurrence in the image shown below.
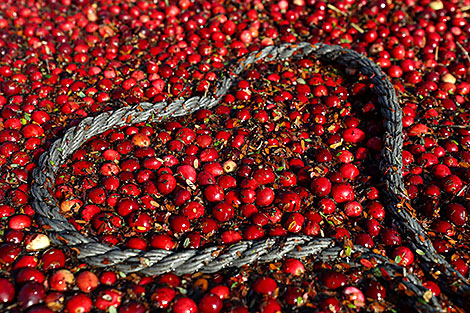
[31,42,469,311]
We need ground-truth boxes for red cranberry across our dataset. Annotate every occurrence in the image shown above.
[172,297,197,313]
[0,278,14,303]
[392,246,414,266]
[331,183,355,203]
[18,282,45,309]
[447,203,467,226]
[322,271,348,290]
[198,293,223,313]
[66,293,92,313]
[253,277,277,296]
[381,228,402,246]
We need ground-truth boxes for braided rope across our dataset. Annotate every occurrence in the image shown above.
[30,43,468,307]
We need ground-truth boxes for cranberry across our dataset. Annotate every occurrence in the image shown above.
[331,183,355,203]
[151,287,176,309]
[447,203,468,226]
[322,271,347,290]
[253,277,277,295]
[18,282,45,309]
[66,293,92,313]
[198,293,223,313]
[311,177,332,197]
[253,166,275,185]
[392,246,414,266]
[423,281,441,297]
[173,297,198,313]
[364,280,386,301]
[76,271,99,293]
[381,228,402,246]
[0,278,14,303]
[277,191,301,212]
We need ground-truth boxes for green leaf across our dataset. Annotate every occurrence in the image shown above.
[231,281,238,288]
[372,267,382,277]
[49,160,55,166]
[416,249,425,256]
[183,237,190,248]
[345,245,352,257]
[394,255,402,264]
[78,91,86,98]
[176,287,187,295]
[119,272,126,278]
[109,306,118,313]
[296,77,306,85]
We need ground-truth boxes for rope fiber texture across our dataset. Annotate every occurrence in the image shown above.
[31,42,469,311]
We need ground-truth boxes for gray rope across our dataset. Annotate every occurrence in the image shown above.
[30,43,467,308]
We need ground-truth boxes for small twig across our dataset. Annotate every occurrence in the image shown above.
[430,124,470,129]
[351,23,365,34]
[327,4,348,17]
[456,41,470,64]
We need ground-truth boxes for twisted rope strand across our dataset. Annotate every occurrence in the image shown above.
[30,43,468,310]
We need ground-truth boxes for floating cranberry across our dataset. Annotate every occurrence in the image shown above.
[423,281,441,297]
[343,286,365,308]
[198,293,223,313]
[355,233,374,248]
[253,277,277,296]
[343,127,365,143]
[0,278,14,303]
[442,175,463,195]
[151,286,176,309]
[311,177,331,197]
[255,187,275,207]
[283,258,305,276]
[76,271,99,293]
[447,203,468,226]
[253,166,275,185]
[319,297,341,313]
[157,174,177,195]
[392,246,414,267]
[364,280,386,301]
[173,297,198,313]
[0,242,21,264]
[95,289,122,311]
[41,248,65,271]
[204,184,224,202]
[50,269,74,292]
[66,293,92,313]
[285,213,305,233]
[150,234,176,250]
[322,271,347,290]
[18,282,45,309]
[331,183,355,203]
[381,228,402,246]
[277,191,301,212]
[344,201,362,217]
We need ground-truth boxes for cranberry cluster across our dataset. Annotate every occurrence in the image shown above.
[0,0,470,311]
